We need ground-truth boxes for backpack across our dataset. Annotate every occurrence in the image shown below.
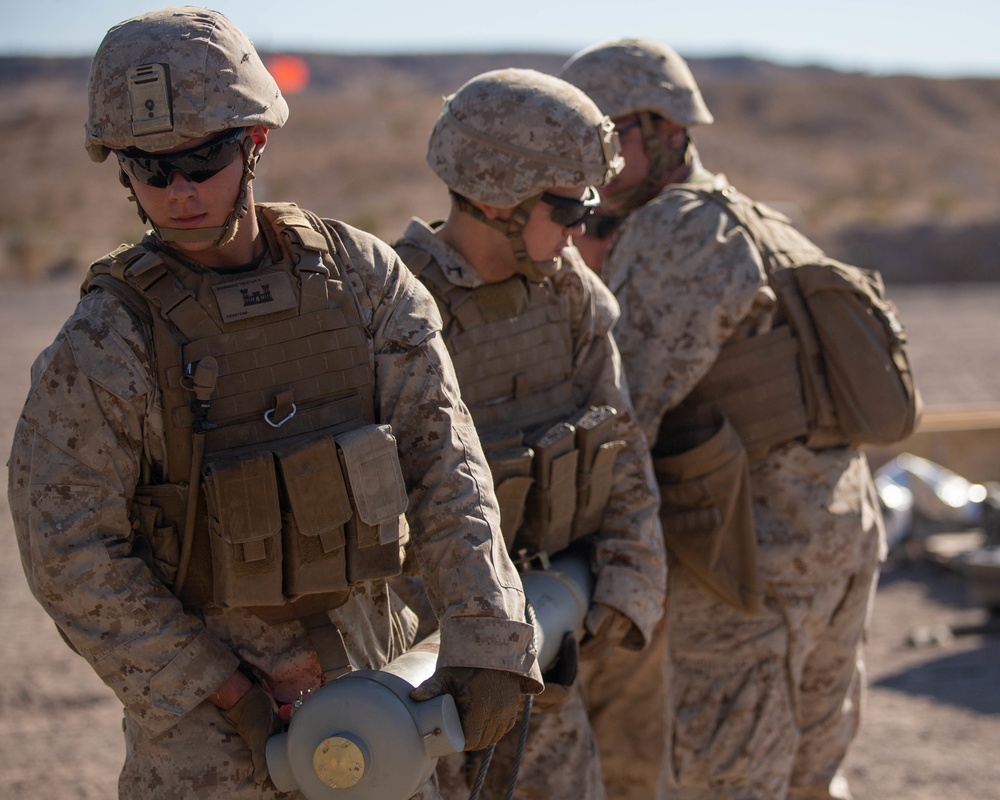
[701,185,922,448]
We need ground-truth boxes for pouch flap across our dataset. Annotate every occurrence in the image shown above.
[335,424,409,526]
[276,435,352,543]
[202,451,281,549]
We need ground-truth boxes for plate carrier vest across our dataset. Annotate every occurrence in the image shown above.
[396,241,625,561]
[82,204,407,626]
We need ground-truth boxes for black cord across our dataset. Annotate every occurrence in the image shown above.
[468,601,538,800]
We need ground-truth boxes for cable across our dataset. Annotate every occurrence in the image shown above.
[468,601,538,800]
[505,693,533,800]
[502,601,538,800]
[468,744,496,800]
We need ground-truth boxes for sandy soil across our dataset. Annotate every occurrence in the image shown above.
[1,279,998,799]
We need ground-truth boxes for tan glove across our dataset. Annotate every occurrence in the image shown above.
[579,603,636,660]
[409,666,523,751]
[220,684,284,786]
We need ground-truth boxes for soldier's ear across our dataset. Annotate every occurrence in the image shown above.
[475,201,511,221]
[248,125,268,155]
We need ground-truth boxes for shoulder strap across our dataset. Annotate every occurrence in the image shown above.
[82,245,156,327]
[394,238,476,321]
[694,186,785,275]
[256,202,369,319]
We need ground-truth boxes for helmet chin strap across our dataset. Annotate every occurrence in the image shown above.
[455,194,562,282]
[124,135,258,250]
[602,111,692,214]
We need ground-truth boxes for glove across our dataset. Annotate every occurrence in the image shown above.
[409,666,523,751]
[533,632,579,714]
[579,603,635,660]
[220,684,284,786]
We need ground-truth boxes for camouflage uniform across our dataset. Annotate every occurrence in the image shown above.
[8,9,541,798]
[561,39,884,800]
[395,220,665,800]
[601,163,885,800]
[395,68,666,800]
[7,216,543,799]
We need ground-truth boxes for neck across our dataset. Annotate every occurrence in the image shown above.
[436,210,518,283]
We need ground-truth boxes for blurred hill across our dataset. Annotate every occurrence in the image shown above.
[2,52,999,282]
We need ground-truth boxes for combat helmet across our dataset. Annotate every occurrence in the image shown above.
[560,37,713,127]
[427,68,624,280]
[561,38,712,211]
[86,6,289,246]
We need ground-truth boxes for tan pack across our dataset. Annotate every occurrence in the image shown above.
[700,186,922,448]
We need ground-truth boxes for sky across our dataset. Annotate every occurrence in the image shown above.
[2,0,998,79]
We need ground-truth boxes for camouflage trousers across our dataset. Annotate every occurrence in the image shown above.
[658,552,880,800]
[436,679,605,800]
[118,700,441,800]
[578,622,668,800]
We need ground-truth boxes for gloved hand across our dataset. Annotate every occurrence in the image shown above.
[533,631,579,714]
[579,603,635,660]
[409,666,523,751]
[220,684,284,786]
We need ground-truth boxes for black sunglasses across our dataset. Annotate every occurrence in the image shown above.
[116,128,246,189]
[540,186,601,228]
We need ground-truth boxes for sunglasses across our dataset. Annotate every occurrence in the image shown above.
[116,128,247,189]
[540,186,601,228]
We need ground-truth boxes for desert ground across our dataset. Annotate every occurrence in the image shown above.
[1,277,999,799]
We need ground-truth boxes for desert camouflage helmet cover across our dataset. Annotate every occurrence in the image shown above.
[426,68,624,208]
[85,6,288,162]
[560,37,714,127]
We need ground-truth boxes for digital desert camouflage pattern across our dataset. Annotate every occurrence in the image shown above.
[395,219,666,800]
[85,7,288,162]
[8,214,542,800]
[437,682,603,800]
[559,37,714,128]
[425,68,623,209]
[602,166,886,800]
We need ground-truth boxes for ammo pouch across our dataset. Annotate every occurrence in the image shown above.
[653,406,761,613]
[130,484,186,588]
[511,421,578,556]
[571,405,626,539]
[498,406,624,558]
[481,432,536,551]
[133,424,407,610]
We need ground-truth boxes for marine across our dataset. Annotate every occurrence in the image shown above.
[392,68,667,800]
[7,8,542,798]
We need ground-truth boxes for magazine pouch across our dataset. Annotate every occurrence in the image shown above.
[202,450,284,608]
[275,435,352,596]
[483,436,536,551]
[334,424,408,583]
[571,405,626,539]
[131,483,187,588]
[517,421,579,557]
